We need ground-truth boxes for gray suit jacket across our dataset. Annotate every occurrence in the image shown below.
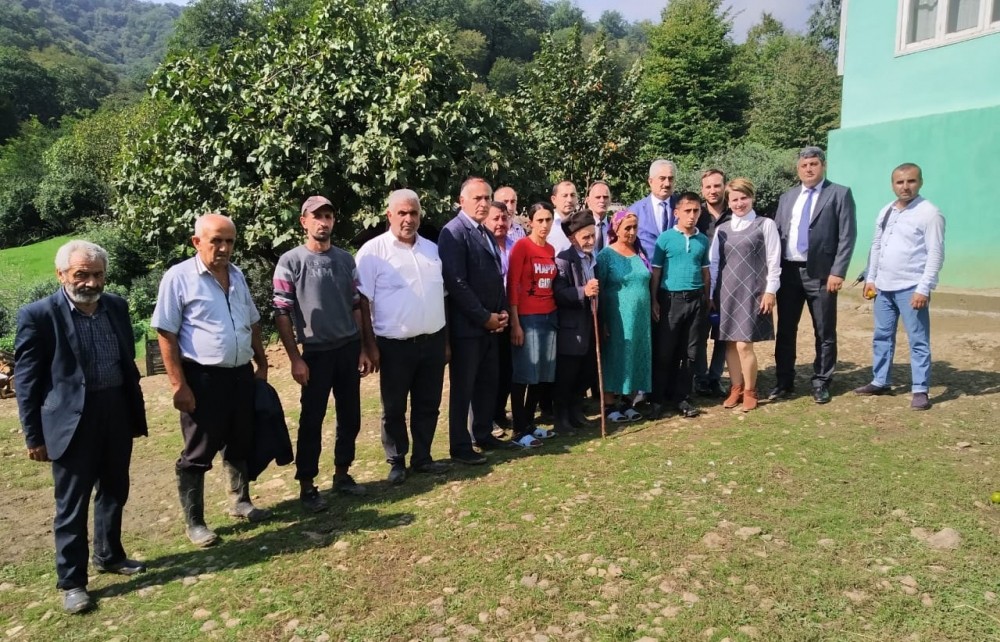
[775,179,857,279]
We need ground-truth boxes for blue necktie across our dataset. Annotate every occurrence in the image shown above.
[661,201,671,232]
[796,188,814,254]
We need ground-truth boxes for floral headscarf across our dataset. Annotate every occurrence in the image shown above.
[607,210,651,272]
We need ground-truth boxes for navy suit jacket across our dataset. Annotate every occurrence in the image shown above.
[774,179,858,280]
[628,194,680,260]
[15,291,147,461]
[438,213,507,339]
[553,247,595,356]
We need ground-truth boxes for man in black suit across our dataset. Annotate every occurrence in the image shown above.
[771,146,857,404]
[553,209,600,432]
[15,240,148,614]
[438,177,509,464]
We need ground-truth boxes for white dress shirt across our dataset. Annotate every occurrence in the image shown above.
[651,195,672,233]
[709,211,782,297]
[355,231,447,339]
[785,183,823,261]
[547,213,572,253]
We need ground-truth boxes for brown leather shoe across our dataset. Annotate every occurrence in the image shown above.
[723,384,744,409]
[742,388,759,412]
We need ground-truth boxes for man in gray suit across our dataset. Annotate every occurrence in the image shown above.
[770,146,857,404]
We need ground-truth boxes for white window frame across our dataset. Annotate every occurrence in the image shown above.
[896,0,1000,55]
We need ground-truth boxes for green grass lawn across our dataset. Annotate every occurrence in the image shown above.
[0,235,70,304]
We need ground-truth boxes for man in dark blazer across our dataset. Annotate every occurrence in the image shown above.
[553,209,601,432]
[630,159,680,259]
[770,146,857,404]
[438,177,509,464]
[15,240,148,614]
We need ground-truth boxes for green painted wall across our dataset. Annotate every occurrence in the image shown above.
[828,104,1000,289]
[840,1,1000,129]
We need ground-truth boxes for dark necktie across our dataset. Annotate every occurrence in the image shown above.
[478,224,500,267]
[596,220,605,251]
[796,188,815,254]
[661,200,671,232]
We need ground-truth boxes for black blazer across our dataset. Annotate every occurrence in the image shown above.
[15,291,147,461]
[775,179,857,279]
[553,248,595,356]
[438,213,507,340]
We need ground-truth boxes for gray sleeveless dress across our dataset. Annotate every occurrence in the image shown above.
[715,216,774,342]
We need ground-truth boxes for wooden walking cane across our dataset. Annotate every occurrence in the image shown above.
[591,296,607,438]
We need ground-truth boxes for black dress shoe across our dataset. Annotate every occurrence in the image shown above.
[94,558,147,576]
[767,386,794,401]
[475,435,508,451]
[451,451,487,465]
[62,587,93,614]
[812,387,831,404]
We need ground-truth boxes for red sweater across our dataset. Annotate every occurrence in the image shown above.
[508,237,557,315]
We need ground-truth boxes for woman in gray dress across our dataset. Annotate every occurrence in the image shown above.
[709,178,781,412]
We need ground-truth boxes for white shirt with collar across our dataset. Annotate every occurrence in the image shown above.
[355,231,447,339]
[547,212,572,253]
[785,182,824,261]
[150,256,261,367]
[651,195,673,233]
[708,211,782,298]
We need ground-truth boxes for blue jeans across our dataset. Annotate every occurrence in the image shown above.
[871,287,931,393]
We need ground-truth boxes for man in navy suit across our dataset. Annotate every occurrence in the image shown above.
[438,177,510,464]
[770,146,857,404]
[630,159,680,259]
[15,240,148,614]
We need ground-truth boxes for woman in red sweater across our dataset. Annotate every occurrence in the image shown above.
[507,202,559,447]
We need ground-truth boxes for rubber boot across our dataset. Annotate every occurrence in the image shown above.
[176,468,218,547]
[223,460,272,523]
[723,384,744,409]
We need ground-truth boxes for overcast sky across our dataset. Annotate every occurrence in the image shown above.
[159,0,812,41]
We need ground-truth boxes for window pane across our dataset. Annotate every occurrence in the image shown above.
[947,0,981,32]
[908,0,939,42]
[993,0,1000,21]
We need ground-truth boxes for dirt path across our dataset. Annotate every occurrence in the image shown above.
[1,291,998,564]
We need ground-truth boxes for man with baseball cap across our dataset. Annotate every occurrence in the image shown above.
[273,195,375,511]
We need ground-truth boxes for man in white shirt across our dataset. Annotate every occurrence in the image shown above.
[355,190,452,483]
[547,180,577,253]
[855,163,945,411]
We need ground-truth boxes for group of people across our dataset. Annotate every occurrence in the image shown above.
[13,146,945,613]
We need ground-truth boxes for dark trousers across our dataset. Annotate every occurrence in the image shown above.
[178,362,254,471]
[652,290,702,404]
[52,387,132,590]
[694,313,726,385]
[555,344,597,404]
[297,341,362,480]
[775,263,839,390]
[448,334,499,456]
[494,326,512,422]
[377,330,446,468]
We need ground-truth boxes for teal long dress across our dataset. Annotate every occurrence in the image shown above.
[595,246,652,396]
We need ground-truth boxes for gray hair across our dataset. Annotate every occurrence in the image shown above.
[798,146,826,162]
[194,212,236,237]
[54,240,109,273]
[648,159,677,177]
[387,189,422,214]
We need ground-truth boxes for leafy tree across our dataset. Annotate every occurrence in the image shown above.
[451,29,490,78]
[116,0,521,262]
[0,119,57,246]
[808,0,842,57]
[597,10,628,39]
[640,0,747,161]
[168,0,266,54]
[515,27,647,201]
[545,0,588,32]
[487,56,525,95]
[680,143,797,217]
[0,47,59,141]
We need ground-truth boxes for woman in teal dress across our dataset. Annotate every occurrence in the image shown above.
[596,210,652,421]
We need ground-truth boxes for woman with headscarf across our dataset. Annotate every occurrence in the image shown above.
[595,210,652,422]
[709,178,781,412]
